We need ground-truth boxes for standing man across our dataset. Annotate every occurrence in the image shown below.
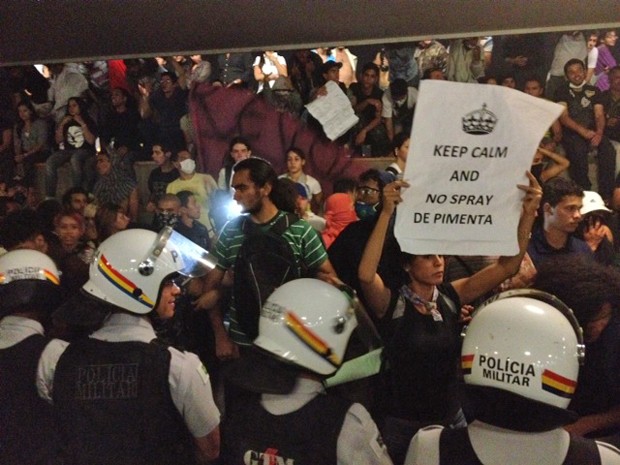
[139,71,188,150]
[527,176,592,269]
[37,228,221,464]
[556,58,616,201]
[195,157,336,360]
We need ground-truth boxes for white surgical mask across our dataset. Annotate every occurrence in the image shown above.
[180,158,196,174]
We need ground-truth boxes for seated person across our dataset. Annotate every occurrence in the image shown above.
[45,97,97,198]
[575,190,615,266]
[13,99,49,188]
[381,79,417,142]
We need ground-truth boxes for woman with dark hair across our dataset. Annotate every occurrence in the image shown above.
[94,201,130,243]
[385,132,410,178]
[278,147,323,213]
[217,136,252,191]
[594,29,618,91]
[13,99,49,187]
[358,174,542,465]
[92,151,139,221]
[45,96,97,198]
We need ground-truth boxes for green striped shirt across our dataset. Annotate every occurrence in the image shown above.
[213,211,327,345]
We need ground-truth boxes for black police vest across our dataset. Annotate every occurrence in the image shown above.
[52,338,194,465]
[0,334,60,465]
[439,427,602,465]
[222,393,351,465]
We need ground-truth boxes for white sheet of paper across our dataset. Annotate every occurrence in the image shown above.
[305,81,359,140]
[395,81,563,256]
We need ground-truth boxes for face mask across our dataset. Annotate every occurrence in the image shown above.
[355,201,378,221]
[179,158,196,174]
[154,211,178,229]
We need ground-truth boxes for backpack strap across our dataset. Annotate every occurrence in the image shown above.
[242,212,299,236]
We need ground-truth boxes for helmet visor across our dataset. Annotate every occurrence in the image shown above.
[337,283,382,351]
[145,227,217,278]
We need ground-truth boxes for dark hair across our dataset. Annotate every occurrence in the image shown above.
[176,190,194,208]
[228,136,251,153]
[393,132,410,152]
[600,29,617,42]
[333,177,357,194]
[390,78,408,99]
[523,75,545,89]
[541,177,584,208]
[172,147,193,162]
[359,169,387,191]
[609,65,620,77]
[233,157,277,188]
[152,141,171,153]
[95,202,123,242]
[61,187,89,208]
[534,255,620,326]
[36,198,62,234]
[160,71,178,83]
[422,67,443,80]
[0,209,44,250]
[66,96,88,116]
[286,146,306,161]
[15,99,37,138]
[270,178,297,214]
[361,62,380,75]
[564,58,585,76]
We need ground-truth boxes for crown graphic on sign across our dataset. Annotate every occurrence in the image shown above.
[462,104,498,135]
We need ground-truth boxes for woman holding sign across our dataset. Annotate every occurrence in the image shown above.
[358,173,542,465]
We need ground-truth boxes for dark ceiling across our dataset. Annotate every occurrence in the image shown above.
[1,0,619,65]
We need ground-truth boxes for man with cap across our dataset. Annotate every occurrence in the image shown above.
[221,278,393,465]
[576,190,615,266]
[405,289,620,464]
[36,228,221,464]
[0,250,64,465]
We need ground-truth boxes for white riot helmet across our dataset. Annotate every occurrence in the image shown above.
[255,278,372,376]
[0,249,62,316]
[461,289,585,410]
[83,227,216,314]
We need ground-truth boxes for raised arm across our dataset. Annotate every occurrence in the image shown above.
[358,180,409,318]
[452,172,542,305]
[538,146,570,182]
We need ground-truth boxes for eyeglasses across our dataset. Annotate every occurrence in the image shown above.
[358,186,380,197]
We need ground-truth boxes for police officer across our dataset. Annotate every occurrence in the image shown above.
[0,250,63,465]
[405,290,620,465]
[221,278,393,465]
[37,228,221,465]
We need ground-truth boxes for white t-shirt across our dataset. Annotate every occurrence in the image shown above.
[253,53,287,93]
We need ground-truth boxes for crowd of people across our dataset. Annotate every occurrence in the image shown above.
[2,31,620,465]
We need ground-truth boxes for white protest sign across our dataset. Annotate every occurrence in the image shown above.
[395,80,563,256]
[305,81,359,140]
